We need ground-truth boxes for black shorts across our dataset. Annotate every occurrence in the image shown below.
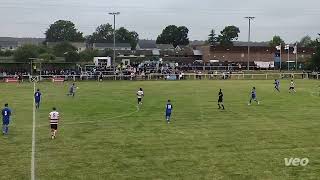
[50,124,58,130]
[289,87,295,90]
[218,99,223,103]
[138,98,142,103]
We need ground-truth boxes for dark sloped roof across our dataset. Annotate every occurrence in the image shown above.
[233,41,270,47]
[156,44,174,50]
[0,41,18,47]
[138,40,157,49]
[0,37,44,45]
[94,43,131,48]
[115,50,153,56]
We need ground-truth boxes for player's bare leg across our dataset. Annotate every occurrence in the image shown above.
[53,130,57,138]
[51,129,57,139]
[256,99,260,104]
[2,125,5,135]
[51,129,54,139]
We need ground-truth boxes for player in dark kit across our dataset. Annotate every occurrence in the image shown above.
[165,100,173,124]
[34,89,42,109]
[67,83,77,97]
[18,73,23,83]
[274,79,280,92]
[218,89,225,110]
[2,103,12,135]
[248,87,260,105]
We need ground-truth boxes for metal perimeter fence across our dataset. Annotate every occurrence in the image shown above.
[0,73,317,82]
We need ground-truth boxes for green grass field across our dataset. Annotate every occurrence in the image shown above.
[1,80,320,180]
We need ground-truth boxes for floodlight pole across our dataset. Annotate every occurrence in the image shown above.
[288,46,290,71]
[109,12,120,72]
[29,58,43,81]
[245,17,255,71]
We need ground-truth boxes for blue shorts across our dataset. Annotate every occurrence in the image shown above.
[166,112,171,117]
[3,120,9,125]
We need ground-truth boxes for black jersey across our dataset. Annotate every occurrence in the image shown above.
[218,91,223,102]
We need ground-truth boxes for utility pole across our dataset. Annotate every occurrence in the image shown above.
[109,12,120,71]
[28,58,43,81]
[245,17,255,71]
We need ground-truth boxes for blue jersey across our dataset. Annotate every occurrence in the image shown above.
[70,85,75,93]
[251,90,256,98]
[166,103,173,114]
[2,108,11,122]
[34,92,41,102]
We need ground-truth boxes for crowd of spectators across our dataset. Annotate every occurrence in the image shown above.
[0,61,316,81]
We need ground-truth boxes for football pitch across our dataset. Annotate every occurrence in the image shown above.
[1,80,320,180]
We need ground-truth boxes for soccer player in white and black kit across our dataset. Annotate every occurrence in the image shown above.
[98,72,103,82]
[137,88,144,105]
[218,89,225,110]
[289,80,296,93]
[49,107,60,139]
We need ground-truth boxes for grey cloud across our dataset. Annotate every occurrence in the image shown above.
[0,0,319,42]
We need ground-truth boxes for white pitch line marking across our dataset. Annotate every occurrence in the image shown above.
[31,82,36,180]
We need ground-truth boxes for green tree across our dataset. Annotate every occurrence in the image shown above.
[309,47,320,70]
[208,29,218,46]
[218,26,240,47]
[38,45,53,54]
[86,24,114,43]
[116,27,139,50]
[39,53,56,62]
[128,31,139,50]
[308,35,320,69]
[52,42,77,57]
[298,36,313,48]
[79,49,99,62]
[156,25,189,47]
[0,50,14,57]
[13,44,40,62]
[87,25,139,50]
[65,51,80,62]
[45,20,84,42]
[269,35,285,47]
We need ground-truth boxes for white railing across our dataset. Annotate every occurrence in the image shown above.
[0,73,315,82]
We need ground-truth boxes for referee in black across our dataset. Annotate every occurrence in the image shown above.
[218,89,225,110]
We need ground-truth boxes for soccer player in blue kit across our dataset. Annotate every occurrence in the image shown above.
[2,103,12,135]
[34,89,42,109]
[165,100,173,124]
[68,83,77,97]
[248,87,260,105]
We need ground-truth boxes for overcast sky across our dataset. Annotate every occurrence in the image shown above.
[0,0,319,43]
